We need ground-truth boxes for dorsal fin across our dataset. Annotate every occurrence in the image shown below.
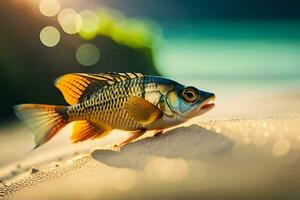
[55,72,144,105]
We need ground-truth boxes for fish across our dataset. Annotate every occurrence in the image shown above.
[14,72,215,148]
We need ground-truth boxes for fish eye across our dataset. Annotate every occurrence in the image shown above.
[182,87,199,103]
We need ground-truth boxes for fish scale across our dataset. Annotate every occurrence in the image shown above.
[66,77,146,130]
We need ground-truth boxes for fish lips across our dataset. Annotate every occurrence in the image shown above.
[184,94,216,118]
[198,95,215,114]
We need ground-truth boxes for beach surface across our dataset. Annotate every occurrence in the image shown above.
[0,80,300,200]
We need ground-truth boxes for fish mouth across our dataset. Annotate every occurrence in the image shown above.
[198,95,215,113]
[182,95,216,119]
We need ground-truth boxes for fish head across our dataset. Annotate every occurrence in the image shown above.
[163,84,215,120]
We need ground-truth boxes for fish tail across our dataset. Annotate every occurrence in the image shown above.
[14,104,70,148]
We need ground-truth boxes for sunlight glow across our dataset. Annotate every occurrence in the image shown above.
[39,26,60,47]
[39,0,61,17]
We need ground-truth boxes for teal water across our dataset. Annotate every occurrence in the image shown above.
[154,21,300,80]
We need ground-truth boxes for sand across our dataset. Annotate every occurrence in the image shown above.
[0,81,300,200]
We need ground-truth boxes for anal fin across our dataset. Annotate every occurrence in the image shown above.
[71,120,111,143]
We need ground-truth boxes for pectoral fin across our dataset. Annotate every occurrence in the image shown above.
[125,96,162,124]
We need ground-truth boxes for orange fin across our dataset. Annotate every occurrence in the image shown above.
[55,73,144,105]
[71,120,111,143]
[125,96,162,125]
[14,104,69,148]
[119,129,146,146]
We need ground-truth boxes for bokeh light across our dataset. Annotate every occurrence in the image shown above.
[145,157,188,183]
[58,8,82,34]
[39,26,60,47]
[112,169,137,192]
[272,139,291,157]
[39,0,61,17]
[76,43,100,66]
[79,10,100,39]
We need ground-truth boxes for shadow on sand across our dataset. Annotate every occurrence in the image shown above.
[91,124,233,169]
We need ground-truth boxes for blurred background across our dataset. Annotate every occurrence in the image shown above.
[0,0,300,121]
[1,1,300,199]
